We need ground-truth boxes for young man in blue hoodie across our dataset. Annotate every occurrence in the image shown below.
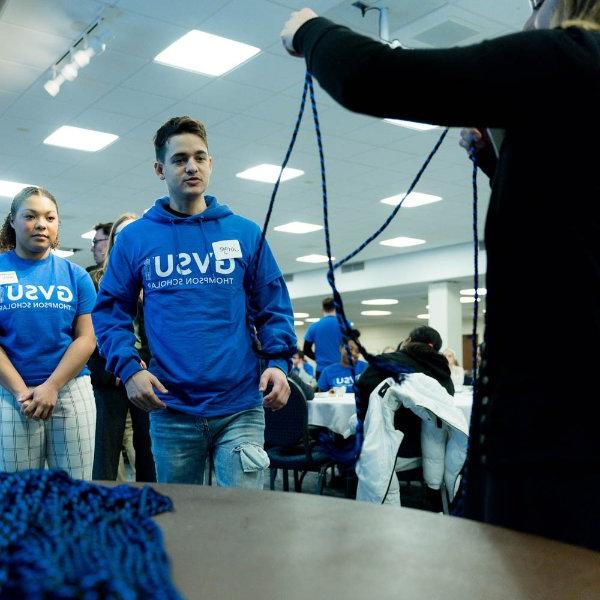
[92,116,297,488]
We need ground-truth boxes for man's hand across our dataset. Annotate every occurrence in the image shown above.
[125,370,168,412]
[20,381,58,420]
[459,128,490,155]
[260,368,290,411]
[281,8,318,57]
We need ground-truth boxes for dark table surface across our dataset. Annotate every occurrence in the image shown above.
[123,483,600,600]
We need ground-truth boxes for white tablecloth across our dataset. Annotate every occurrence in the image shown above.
[307,389,474,435]
[307,393,357,436]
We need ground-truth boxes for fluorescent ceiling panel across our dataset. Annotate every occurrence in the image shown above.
[379,236,426,248]
[236,164,304,183]
[384,119,438,131]
[361,310,392,316]
[274,221,323,234]
[0,180,32,198]
[155,30,260,76]
[361,299,398,306]
[380,192,442,208]
[44,126,118,152]
[296,254,333,263]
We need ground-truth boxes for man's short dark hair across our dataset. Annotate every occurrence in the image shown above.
[154,116,208,161]
[94,222,113,237]
[322,296,335,312]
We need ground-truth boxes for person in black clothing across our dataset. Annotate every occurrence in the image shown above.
[281,1,600,550]
[90,214,156,482]
[357,326,454,460]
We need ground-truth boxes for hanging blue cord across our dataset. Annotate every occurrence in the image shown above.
[246,76,310,361]
[260,71,481,461]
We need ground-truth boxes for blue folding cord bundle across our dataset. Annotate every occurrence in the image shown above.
[0,469,182,599]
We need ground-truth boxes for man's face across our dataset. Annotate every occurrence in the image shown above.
[92,230,109,265]
[523,0,560,31]
[154,133,213,202]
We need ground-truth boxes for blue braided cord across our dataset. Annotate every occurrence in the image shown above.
[247,74,312,361]
[0,469,181,599]
[333,127,449,270]
[469,143,480,395]
[306,74,416,460]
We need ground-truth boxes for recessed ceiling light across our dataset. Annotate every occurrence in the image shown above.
[361,299,398,306]
[417,313,430,319]
[52,249,74,258]
[293,312,309,318]
[380,236,426,248]
[380,192,442,208]
[80,230,96,240]
[296,254,334,263]
[236,164,304,183]
[460,288,487,296]
[384,119,439,131]
[460,297,482,304]
[294,320,305,326]
[274,221,323,234]
[154,30,260,76]
[44,126,118,152]
[305,317,320,323]
[361,310,392,316]
[0,180,32,198]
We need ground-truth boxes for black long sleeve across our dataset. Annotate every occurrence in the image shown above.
[294,18,599,128]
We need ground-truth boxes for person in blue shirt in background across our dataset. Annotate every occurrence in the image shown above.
[303,296,343,377]
[92,116,296,488]
[0,186,97,478]
[317,338,367,392]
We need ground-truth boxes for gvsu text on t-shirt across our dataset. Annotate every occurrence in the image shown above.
[0,284,75,310]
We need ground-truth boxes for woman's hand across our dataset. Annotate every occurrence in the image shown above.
[21,381,59,420]
[281,8,318,57]
[458,128,489,154]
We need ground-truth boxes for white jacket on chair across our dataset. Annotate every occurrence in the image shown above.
[355,373,469,506]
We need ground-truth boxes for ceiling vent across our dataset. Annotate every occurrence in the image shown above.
[341,261,365,274]
[412,19,480,46]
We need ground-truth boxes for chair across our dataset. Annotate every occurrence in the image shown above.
[264,378,333,494]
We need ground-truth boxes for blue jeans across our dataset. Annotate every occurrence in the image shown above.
[149,406,269,488]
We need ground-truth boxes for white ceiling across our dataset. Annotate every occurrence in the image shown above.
[0,0,527,325]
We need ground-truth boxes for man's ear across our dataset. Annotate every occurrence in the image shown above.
[154,161,165,180]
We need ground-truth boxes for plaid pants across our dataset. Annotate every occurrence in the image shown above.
[0,375,96,479]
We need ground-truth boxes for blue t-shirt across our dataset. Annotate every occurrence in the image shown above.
[304,315,343,372]
[303,363,314,377]
[0,251,96,386]
[317,360,368,391]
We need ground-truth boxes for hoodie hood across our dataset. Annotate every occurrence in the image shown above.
[144,195,233,223]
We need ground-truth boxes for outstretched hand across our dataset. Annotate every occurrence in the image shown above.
[281,8,318,57]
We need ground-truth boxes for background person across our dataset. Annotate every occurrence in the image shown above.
[89,213,156,483]
[0,187,96,478]
[303,296,342,377]
[281,1,600,549]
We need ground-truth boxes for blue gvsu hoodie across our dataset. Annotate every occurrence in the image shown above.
[92,196,297,417]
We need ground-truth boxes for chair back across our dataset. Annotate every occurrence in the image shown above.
[264,378,308,448]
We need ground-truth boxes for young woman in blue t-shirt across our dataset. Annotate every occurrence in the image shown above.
[0,186,97,478]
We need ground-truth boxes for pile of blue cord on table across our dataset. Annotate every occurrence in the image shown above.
[0,469,182,599]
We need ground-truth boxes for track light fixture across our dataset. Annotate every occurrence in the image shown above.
[44,9,116,98]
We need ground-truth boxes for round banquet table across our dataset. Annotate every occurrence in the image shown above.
[133,483,600,600]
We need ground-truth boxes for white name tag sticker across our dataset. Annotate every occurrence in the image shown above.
[212,240,242,261]
[0,271,18,284]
